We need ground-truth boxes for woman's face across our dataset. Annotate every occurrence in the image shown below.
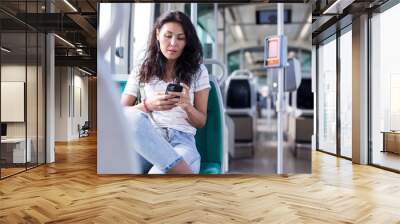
[157,22,186,62]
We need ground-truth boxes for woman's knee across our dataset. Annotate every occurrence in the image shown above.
[124,108,150,133]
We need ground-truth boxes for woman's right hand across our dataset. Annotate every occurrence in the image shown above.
[146,93,180,111]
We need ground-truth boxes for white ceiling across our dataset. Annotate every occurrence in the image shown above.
[216,3,312,73]
[221,3,312,53]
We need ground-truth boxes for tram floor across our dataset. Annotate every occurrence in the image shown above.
[228,117,311,174]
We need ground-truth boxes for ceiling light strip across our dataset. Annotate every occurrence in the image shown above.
[54,34,75,48]
[78,67,93,76]
[1,47,11,53]
[63,0,78,12]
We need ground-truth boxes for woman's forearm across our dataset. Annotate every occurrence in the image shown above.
[126,102,147,113]
[121,95,147,113]
[184,105,207,128]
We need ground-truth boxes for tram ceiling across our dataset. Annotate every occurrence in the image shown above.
[224,2,312,54]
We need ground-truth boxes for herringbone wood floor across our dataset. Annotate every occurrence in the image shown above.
[1,135,400,223]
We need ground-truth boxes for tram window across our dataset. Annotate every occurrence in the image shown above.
[256,9,291,24]
[228,52,240,74]
[154,3,161,20]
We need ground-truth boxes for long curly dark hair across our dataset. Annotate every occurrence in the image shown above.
[138,11,203,85]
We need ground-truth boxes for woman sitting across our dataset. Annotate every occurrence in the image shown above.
[121,11,210,174]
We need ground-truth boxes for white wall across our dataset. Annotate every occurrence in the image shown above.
[1,63,46,164]
[72,73,89,138]
[55,66,69,141]
[55,67,89,141]
[1,82,24,122]
[1,65,36,137]
[1,65,26,140]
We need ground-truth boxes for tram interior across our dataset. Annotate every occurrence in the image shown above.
[98,2,312,174]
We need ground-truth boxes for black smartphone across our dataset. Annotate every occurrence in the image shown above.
[165,83,183,98]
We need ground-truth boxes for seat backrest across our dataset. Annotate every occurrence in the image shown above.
[224,73,257,112]
[226,79,251,108]
[195,77,224,166]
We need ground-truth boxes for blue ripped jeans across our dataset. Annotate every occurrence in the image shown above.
[127,109,201,174]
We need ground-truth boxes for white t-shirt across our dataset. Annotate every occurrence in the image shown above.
[123,64,211,135]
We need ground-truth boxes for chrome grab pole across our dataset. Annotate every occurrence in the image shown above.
[277,3,284,174]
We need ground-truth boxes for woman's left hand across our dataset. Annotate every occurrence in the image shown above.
[169,83,191,111]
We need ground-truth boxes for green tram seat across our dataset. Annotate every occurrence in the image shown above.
[195,76,224,174]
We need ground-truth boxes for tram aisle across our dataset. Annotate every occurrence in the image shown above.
[228,115,311,174]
